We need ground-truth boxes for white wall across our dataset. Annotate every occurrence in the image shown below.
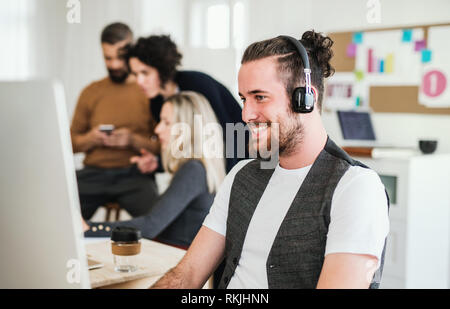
[140,0,187,45]
[312,0,450,33]
[181,46,239,95]
[246,0,314,42]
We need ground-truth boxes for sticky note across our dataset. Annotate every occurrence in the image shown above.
[379,59,385,73]
[352,32,363,44]
[385,54,394,73]
[355,96,361,107]
[415,40,426,52]
[346,43,357,58]
[402,29,413,42]
[354,70,364,82]
[367,48,374,73]
[421,49,432,63]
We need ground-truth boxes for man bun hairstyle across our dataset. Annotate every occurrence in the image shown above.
[241,30,335,113]
[127,35,182,87]
[300,30,335,79]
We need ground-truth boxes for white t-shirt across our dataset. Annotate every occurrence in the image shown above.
[202,159,390,289]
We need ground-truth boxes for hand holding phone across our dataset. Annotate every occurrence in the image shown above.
[99,124,115,136]
[103,127,132,148]
[84,125,112,147]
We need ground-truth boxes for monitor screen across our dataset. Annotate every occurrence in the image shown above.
[337,111,376,141]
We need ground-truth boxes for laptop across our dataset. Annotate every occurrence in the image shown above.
[337,110,416,157]
[337,110,378,146]
[0,80,91,288]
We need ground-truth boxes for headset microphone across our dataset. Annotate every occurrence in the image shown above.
[278,35,315,113]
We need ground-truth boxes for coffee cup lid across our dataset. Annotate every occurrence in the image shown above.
[111,226,141,242]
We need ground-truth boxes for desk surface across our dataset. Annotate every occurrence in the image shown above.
[86,238,186,288]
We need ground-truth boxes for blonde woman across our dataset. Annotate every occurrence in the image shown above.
[84,91,226,248]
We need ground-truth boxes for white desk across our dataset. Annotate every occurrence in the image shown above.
[85,238,196,289]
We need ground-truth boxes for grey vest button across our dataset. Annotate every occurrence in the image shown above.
[233,257,238,265]
[269,264,275,269]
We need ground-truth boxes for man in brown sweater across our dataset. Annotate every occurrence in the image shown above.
[71,23,159,220]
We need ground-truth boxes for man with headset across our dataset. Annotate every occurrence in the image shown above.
[151,31,390,289]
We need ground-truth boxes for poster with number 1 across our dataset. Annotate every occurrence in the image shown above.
[419,26,450,108]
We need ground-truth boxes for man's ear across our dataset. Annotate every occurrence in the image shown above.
[311,85,319,103]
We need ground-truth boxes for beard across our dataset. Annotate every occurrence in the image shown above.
[249,108,304,159]
[278,112,304,156]
[108,68,129,83]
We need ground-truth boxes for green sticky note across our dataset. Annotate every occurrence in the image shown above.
[354,70,364,81]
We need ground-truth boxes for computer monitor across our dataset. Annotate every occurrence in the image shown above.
[0,80,90,288]
[337,110,376,141]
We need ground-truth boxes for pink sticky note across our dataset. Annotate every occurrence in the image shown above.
[346,43,357,58]
[415,40,426,52]
[368,49,374,73]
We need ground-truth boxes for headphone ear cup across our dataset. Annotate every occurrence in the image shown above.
[292,87,314,113]
[292,87,305,113]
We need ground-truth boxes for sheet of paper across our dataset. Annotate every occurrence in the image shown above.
[354,29,424,85]
[324,72,366,110]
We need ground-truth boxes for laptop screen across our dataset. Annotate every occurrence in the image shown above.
[337,111,376,141]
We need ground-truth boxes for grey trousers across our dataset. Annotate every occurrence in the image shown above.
[76,165,158,220]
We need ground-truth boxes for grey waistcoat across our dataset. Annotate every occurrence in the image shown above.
[219,137,388,289]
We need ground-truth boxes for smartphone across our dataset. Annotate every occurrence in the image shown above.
[99,124,115,135]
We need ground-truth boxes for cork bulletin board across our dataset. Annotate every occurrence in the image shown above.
[327,23,450,115]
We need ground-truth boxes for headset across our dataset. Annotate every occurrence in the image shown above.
[278,35,315,113]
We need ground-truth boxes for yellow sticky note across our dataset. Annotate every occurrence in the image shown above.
[385,54,394,73]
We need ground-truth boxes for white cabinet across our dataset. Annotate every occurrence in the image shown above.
[355,154,450,289]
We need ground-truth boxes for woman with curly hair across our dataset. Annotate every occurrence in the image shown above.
[126,35,246,173]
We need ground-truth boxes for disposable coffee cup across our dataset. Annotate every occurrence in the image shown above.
[111,226,141,273]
